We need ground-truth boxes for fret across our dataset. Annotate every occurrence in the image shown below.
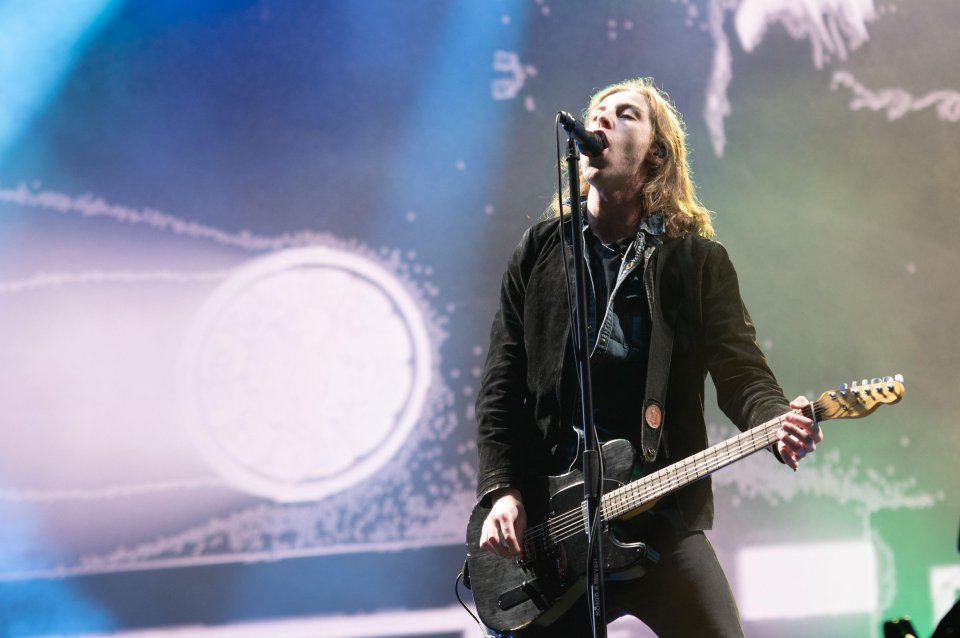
[601,410,802,519]
[596,378,906,522]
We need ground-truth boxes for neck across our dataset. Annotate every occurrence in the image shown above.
[586,187,645,244]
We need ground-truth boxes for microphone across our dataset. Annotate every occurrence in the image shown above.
[558,111,607,158]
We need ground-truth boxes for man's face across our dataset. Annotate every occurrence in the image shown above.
[580,90,656,197]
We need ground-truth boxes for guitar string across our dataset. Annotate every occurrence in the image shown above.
[527,385,896,552]
[530,414,788,548]
[522,409,800,552]
[521,420,781,553]
[526,409,800,551]
[537,382,898,548]
[522,401,834,552]
[546,402,830,545]
[605,416,784,519]
[524,385,895,555]
[602,408,803,522]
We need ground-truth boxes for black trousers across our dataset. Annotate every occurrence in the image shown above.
[543,515,744,638]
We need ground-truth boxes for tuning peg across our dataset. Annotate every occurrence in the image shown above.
[851,380,860,396]
[837,382,848,397]
[895,373,905,384]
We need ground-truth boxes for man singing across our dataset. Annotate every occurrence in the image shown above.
[474,78,822,636]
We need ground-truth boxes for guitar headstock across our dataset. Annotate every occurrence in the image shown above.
[815,375,905,421]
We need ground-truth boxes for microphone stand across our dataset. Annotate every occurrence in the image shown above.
[563,136,607,638]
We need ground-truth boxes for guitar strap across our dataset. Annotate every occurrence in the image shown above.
[641,239,680,464]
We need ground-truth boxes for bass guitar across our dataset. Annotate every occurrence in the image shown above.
[464,376,905,635]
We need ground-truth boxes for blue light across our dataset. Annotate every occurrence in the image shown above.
[0,0,122,161]
[0,498,117,634]
[379,1,531,231]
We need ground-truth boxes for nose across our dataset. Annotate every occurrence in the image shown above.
[594,110,614,131]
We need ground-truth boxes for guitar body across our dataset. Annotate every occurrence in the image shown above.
[465,439,657,636]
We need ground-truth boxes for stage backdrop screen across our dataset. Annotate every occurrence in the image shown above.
[0,1,957,637]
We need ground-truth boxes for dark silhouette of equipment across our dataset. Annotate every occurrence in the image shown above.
[884,617,919,638]
[932,600,960,637]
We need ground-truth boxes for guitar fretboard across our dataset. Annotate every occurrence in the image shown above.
[601,403,820,521]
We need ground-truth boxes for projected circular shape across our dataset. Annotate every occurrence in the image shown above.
[180,246,431,502]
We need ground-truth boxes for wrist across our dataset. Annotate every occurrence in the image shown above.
[490,487,522,503]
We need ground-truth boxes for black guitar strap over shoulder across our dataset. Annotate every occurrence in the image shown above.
[642,241,679,464]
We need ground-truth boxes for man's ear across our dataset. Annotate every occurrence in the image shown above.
[648,142,667,167]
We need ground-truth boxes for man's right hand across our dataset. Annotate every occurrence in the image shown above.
[479,487,527,559]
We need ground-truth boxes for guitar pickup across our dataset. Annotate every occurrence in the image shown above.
[498,577,546,611]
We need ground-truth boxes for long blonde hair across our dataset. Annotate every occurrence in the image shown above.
[548,78,714,239]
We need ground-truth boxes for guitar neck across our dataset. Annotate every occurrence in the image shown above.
[595,375,904,522]
[600,406,812,522]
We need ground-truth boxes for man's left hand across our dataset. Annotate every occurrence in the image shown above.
[776,395,823,470]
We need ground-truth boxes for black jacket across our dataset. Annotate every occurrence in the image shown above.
[475,216,789,530]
